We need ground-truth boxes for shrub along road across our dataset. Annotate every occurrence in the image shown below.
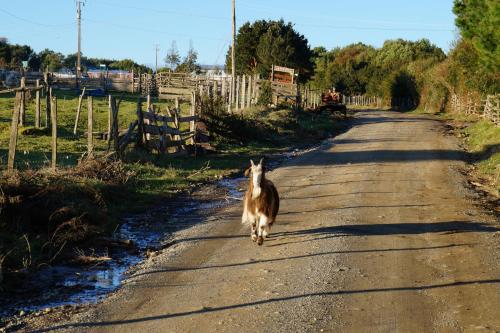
[27,110,499,332]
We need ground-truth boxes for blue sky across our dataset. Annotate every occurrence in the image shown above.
[0,0,457,68]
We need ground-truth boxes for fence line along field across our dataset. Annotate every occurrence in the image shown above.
[0,86,188,171]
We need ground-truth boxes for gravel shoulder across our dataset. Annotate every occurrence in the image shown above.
[18,110,500,333]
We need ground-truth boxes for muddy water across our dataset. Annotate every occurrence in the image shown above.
[0,150,303,319]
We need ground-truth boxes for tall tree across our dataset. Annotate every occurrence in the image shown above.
[39,49,64,72]
[225,20,313,82]
[453,0,499,71]
[0,38,11,68]
[176,41,200,73]
[165,41,180,71]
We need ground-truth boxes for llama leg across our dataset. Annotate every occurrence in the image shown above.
[251,221,258,242]
[241,205,249,224]
[257,215,268,246]
[262,223,270,238]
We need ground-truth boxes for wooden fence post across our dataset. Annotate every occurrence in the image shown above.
[138,70,142,96]
[190,91,196,145]
[173,103,181,146]
[247,75,252,108]
[131,69,135,93]
[73,87,86,135]
[222,78,227,100]
[110,96,120,154]
[107,95,112,142]
[35,80,41,128]
[228,78,233,107]
[241,75,246,110]
[87,96,94,157]
[213,80,218,97]
[19,77,26,127]
[7,92,22,171]
[51,96,57,171]
[253,74,259,102]
[136,98,144,146]
[236,76,240,112]
[44,73,51,128]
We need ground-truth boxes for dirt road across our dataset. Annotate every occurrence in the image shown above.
[32,111,499,333]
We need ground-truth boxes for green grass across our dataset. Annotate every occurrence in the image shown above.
[413,108,499,193]
[464,120,500,185]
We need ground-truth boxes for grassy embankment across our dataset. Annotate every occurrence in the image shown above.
[0,90,344,289]
[413,108,499,195]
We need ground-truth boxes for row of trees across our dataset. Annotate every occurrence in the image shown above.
[309,0,499,110]
[309,39,446,109]
[0,38,151,73]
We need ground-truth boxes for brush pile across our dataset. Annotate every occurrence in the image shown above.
[0,157,133,290]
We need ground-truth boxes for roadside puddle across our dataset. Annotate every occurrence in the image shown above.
[1,149,302,320]
[0,175,246,320]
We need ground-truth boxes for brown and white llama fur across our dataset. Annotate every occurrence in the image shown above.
[242,159,279,246]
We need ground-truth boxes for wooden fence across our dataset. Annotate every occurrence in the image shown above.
[1,76,202,171]
[154,72,303,111]
[450,93,500,126]
[343,95,384,108]
[5,71,136,93]
[135,94,198,155]
[298,86,321,109]
[154,72,264,112]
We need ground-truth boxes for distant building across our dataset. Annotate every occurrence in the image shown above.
[87,68,132,79]
[198,65,230,80]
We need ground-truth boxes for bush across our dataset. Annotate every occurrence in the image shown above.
[199,94,275,144]
[258,80,273,106]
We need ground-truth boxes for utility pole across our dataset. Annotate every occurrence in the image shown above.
[155,44,160,73]
[76,1,85,86]
[231,0,236,105]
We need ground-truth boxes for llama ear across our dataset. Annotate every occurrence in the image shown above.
[244,167,251,177]
[259,158,264,166]
[250,159,255,167]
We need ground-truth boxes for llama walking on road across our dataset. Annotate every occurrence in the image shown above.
[242,159,280,246]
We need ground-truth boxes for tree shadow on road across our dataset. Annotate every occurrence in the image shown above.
[273,220,498,238]
[128,243,471,279]
[34,278,500,332]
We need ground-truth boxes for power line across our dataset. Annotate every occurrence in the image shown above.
[294,22,453,32]
[94,1,230,21]
[82,18,227,41]
[0,8,72,28]
[238,2,451,29]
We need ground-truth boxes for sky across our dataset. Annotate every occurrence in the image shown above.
[0,0,457,68]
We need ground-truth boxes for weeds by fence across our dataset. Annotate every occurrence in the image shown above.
[451,93,500,126]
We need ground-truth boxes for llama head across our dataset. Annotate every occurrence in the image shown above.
[248,158,264,199]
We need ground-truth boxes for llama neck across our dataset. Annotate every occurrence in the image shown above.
[251,172,263,199]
